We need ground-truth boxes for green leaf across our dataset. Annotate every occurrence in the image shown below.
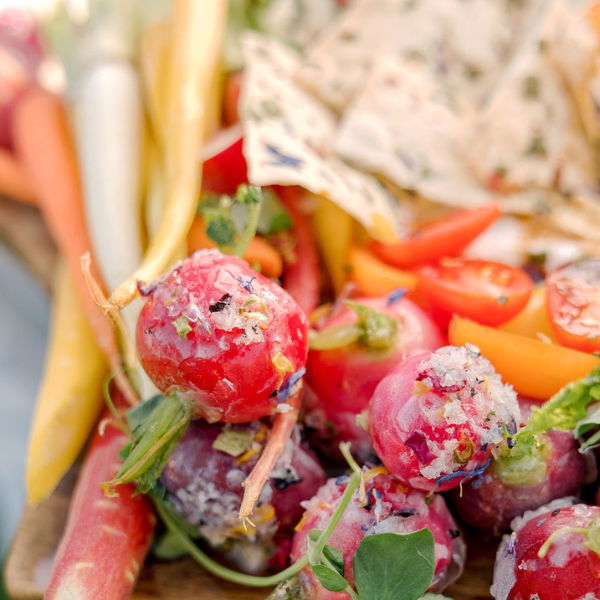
[509,366,600,457]
[311,565,348,592]
[307,530,344,577]
[126,394,164,431]
[236,183,263,205]
[353,530,435,600]
[152,529,191,560]
[263,576,307,600]
[212,430,255,457]
[206,214,238,247]
[256,189,293,234]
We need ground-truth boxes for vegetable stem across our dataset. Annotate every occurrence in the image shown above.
[153,450,362,589]
[154,496,308,587]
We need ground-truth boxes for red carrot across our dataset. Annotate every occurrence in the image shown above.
[44,399,156,600]
[276,186,321,315]
[13,87,138,405]
[0,147,36,204]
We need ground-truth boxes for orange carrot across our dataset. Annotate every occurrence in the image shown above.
[187,215,284,277]
[13,88,138,405]
[0,147,36,204]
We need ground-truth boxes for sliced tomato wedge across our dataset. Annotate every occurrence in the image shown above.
[417,258,534,327]
[449,317,600,400]
[370,204,500,269]
[546,258,600,353]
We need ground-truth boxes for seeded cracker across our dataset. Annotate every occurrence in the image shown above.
[334,56,493,208]
[297,0,540,112]
[240,32,401,243]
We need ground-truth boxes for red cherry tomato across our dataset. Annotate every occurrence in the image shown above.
[546,258,600,353]
[417,258,534,327]
[370,204,500,269]
[201,125,248,195]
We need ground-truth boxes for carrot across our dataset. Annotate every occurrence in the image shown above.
[0,148,36,204]
[108,0,228,310]
[276,186,321,315]
[26,260,108,505]
[187,215,284,277]
[44,398,156,600]
[348,245,418,297]
[13,88,138,405]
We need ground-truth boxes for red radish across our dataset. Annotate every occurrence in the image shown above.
[448,396,586,531]
[160,419,325,572]
[449,429,585,531]
[44,405,156,600]
[290,474,466,600]
[368,345,520,492]
[492,501,600,600]
[276,186,321,315]
[136,249,309,424]
[305,295,445,463]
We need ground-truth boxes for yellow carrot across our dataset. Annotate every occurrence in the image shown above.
[312,197,353,294]
[26,260,108,505]
[349,245,418,296]
[109,0,228,310]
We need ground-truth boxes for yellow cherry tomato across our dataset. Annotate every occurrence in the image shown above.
[499,284,557,343]
[448,316,600,400]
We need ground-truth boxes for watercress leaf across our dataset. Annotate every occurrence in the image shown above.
[311,565,349,592]
[118,442,132,461]
[353,530,435,600]
[308,529,322,543]
[264,576,306,600]
[323,545,345,578]
[152,529,190,560]
[511,366,600,456]
[126,394,164,430]
[206,214,238,247]
[257,189,294,235]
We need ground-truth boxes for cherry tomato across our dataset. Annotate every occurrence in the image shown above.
[499,283,557,342]
[546,258,600,353]
[201,126,248,195]
[370,204,500,269]
[448,317,600,400]
[417,258,534,327]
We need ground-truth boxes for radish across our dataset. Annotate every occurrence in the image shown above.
[105,248,309,521]
[136,249,309,424]
[305,294,445,463]
[448,396,586,531]
[492,500,600,600]
[368,345,521,492]
[290,473,466,600]
[160,419,325,573]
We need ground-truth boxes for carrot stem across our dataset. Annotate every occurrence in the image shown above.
[239,391,301,521]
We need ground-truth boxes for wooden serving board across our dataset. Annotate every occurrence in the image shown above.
[5,465,497,600]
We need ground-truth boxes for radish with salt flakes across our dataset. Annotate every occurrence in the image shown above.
[368,345,521,493]
[290,473,465,600]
